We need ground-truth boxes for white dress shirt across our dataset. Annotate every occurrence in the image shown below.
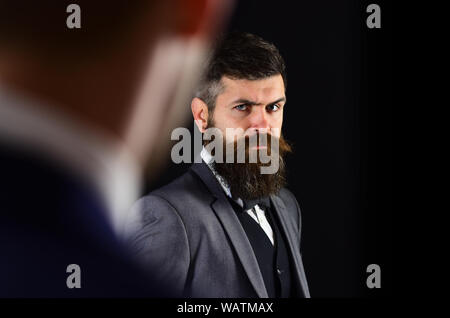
[200,147,274,245]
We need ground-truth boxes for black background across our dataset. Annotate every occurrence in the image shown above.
[144,0,391,298]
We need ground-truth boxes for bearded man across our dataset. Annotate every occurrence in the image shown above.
[126,32,310,298]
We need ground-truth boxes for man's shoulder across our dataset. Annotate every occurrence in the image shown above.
[126,165,216,235]
[134,165,213,213]
[150,166,206,199]
[274,187,302,221]
[277,188,299,207]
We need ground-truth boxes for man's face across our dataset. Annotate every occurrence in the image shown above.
[210,74,286,138]
[204,74,290,200]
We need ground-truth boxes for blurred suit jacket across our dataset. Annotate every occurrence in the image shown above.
[0,146,172,297]
[0,89,170,297]
[127,162,310,298]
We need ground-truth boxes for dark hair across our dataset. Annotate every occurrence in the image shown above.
[196,32,287,114]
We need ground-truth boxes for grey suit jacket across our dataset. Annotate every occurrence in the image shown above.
[126,162,310,298]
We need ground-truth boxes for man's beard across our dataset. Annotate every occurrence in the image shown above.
[209,130,292,201]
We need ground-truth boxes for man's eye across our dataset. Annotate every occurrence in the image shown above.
[234,104,248,111]
[267,104,280,112]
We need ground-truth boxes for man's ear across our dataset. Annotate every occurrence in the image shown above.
[191,97,209,132]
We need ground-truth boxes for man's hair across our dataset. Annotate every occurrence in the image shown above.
[196,32,287,115]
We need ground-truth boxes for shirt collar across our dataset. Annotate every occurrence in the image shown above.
[200,147,244,208]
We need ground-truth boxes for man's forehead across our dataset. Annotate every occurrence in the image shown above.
[219,74,285,104]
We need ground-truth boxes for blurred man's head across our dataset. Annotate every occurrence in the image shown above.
[191,32,291,200]
[0,0,230,170]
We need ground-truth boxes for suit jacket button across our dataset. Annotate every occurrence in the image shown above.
[277,268,283,275]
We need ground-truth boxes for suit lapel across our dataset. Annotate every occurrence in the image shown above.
[191,163,268,298]
[270,194,311,298]
[211,199,268,298]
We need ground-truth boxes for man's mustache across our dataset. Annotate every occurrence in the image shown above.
[225,132,291,157]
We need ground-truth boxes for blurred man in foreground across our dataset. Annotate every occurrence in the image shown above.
[0,0,229,297]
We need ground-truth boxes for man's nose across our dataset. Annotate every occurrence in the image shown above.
[248,106,270,131]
